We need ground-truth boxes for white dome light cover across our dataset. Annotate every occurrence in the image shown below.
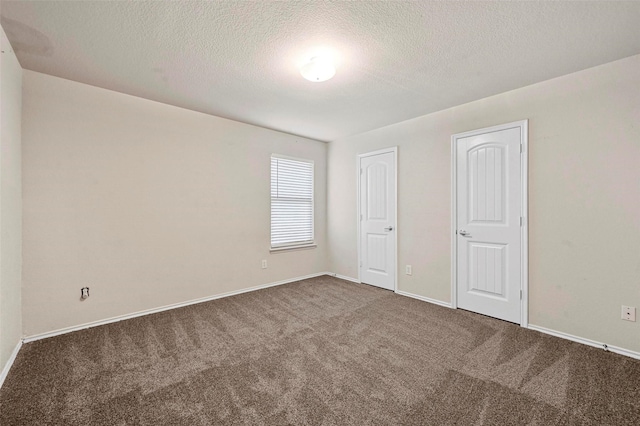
[300,56,336,82]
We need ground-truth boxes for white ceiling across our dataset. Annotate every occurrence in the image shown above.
[2,1,640,142]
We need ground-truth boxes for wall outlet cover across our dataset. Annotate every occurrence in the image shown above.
[621,305,636,322]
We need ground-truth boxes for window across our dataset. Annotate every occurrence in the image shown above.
[271,155,314,249]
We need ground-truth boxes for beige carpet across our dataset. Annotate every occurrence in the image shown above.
[1,275,639,425]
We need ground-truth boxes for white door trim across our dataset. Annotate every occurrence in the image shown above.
[357,147,398,291]
[451,121,528,327]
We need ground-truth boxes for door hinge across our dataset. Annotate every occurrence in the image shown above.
[520,290,523,300]
[520,143,523,153]
[360,214,363,221]
[520,217,523,227]
[360,168,363,175]
[360,261,363,267]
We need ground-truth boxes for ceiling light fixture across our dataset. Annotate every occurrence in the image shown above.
[300,56,336,82]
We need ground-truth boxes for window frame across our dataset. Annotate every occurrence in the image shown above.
[270,154,315,251]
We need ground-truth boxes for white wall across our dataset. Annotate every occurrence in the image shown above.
[328,54,640,353]
[0,25,23,375]
[22,71,327,337]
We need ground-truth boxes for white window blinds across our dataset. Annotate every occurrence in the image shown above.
[271,155,314,248]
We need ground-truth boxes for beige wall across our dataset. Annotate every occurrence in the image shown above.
[328,54,640,353]
[16,52,640,354]
[0,26,23,372]
[22,71,327,337]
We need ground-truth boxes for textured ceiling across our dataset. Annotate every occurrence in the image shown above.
[2,1,640,142]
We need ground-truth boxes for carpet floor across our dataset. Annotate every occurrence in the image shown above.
[1,275,639,425]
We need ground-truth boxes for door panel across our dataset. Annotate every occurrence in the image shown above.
[469,145,505,223]
[468,242,506,299]
[360,151,396,291]
[457,127,521,323]
[367,163,388,220]
[366,234,387,272]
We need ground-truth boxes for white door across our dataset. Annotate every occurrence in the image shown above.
[455,125,524,323]
[359,149,396,291]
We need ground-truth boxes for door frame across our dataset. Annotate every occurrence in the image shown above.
[450,120,529,327]
[357,147,398,292]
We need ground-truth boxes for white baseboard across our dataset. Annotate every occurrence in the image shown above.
[23,272,329,343]
[21,273,639,363]
[395,290,452,308]
[0,339,23,390]
[326,272,360,284]
[528,324,640,361]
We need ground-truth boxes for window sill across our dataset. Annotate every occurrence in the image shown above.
[270,244,317,253]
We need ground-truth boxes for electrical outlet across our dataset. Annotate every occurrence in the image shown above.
[405,265,412,275]
[261,259,268,269]
[621,305,636,322]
